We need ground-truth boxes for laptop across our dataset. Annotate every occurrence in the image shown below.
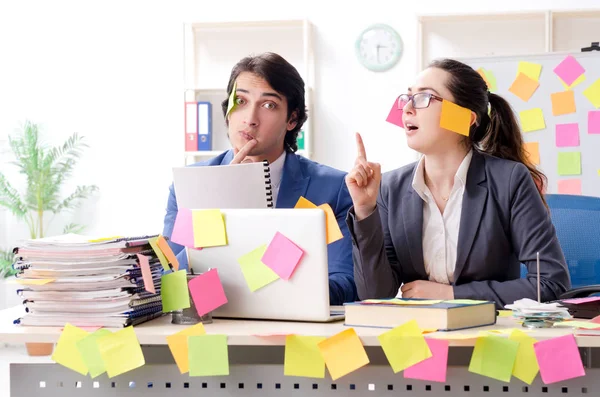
[185,208,344,322]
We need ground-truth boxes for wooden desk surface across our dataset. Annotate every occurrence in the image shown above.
[1,306,598,347]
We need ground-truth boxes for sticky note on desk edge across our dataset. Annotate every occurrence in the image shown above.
[97,326,145,378]
[188,334,230,376]
[318,328,370,381]
[378,320,432,373]
[52,323,90,375]
[166,323,206,374]
[404,338,449,383]
[533,334,585,384]
[284,335,327,378]
[468,335,519,382]
[509,329,539,385]
[76,328,113,378]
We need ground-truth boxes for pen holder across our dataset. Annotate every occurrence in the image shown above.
[171,273,213,325]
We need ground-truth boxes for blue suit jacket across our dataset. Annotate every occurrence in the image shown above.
[162,150,358,305]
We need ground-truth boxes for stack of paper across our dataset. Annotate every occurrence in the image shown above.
[12,234,164,328]
[505,298,571,326]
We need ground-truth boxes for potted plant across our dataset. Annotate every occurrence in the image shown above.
[0,120,98,355]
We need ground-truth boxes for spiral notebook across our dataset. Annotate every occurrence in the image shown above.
[172,161,274,209]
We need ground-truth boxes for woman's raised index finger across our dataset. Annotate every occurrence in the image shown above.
[356,132,367,160]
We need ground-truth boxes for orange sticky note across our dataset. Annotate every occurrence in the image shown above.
[509,73,540,102]
[524,142,540,165]
[15,278,55,285]
[295,196,318,209]
[318,328,369,381]
[551,91,576,116]
[440,99,471,136]
[157,235,180,271]
[166,323,206,374]
[317,203,343,244]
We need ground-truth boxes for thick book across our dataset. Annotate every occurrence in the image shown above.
[172,160,274,210]
[343,299,497,331]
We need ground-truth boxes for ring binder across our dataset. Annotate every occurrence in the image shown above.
[262,160,274,208]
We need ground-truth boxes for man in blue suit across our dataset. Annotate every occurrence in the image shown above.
[162,52,357,305]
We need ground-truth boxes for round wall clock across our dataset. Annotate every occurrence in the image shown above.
[355,23,403,72]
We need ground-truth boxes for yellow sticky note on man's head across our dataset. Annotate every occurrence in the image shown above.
[439,99,472,137]
[226,81,237,118]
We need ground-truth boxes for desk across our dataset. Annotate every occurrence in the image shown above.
[2,305,600,397]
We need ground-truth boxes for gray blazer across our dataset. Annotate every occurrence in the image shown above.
[346,150,571,308]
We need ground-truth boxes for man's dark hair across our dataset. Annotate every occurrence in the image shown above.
[221,52,308,152]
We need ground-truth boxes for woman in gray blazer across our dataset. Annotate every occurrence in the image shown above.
[345,58,571,308]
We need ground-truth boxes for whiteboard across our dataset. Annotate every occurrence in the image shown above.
[461,52,600,197]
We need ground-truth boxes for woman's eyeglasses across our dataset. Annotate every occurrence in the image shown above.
[398,92,444,110]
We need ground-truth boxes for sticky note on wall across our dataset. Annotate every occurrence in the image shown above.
[555,123,580,147]
[553,55,585,87]
[520,108,545,132]
[523,142,540,165]
[557,152,581,176]
[558,179,582,195]
[584,78,600,108]
[509,73,540,102]
[518,61,542,81]
[589,110,600,134]
[551,91,576,116]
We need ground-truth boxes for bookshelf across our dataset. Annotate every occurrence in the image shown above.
[417,9,600,71]
[183,20,315,166]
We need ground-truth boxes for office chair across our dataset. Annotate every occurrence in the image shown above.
[520,194,600,298]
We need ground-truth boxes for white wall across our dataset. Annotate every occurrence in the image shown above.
[0,0,599,243]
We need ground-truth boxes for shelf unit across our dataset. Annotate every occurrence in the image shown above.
[417,9,600,71]
[182,20,314,166]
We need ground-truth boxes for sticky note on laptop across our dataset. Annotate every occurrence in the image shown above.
[170,207,195,248]
[262,232,304,280]
[188,268,228,316]
[192,209,227,248]
[237,244,279,292]
[318,203,343,244]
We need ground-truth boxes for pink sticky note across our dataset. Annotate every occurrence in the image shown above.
[554,55,585,86]
[556,123,580,147]
[534,334,585,384]
[171,208,195,248]
[188,268,228,316]
[385,97,404,128]
[589,110,600,134]
[591,315,600,324]
[562,296,600,304]
[261,232,304,280]
[137,254,155,294]
[404,339,449,383]
[558,179,582,195]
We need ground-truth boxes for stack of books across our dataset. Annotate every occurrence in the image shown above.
[12,234,164,328]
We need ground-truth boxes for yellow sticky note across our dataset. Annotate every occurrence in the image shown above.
[166,323,206,374]
[509,329,539,385]
[157,235,180,271]
[468,335,519,382]
[317,203,343,244]
[518,61,542,81]
[238,245,279,292]
[294,196,318,209]
[226,81,237,118]
[149,237,169,271]
[498,310,513,318]
[52,323,90,375]
[284,335,327,378]
[561,74,586,90]
[378,320,432,373]
[523,142,540,165]
[440,99,471,136]
[597,170,600,176]
[76,329,112,378]
[192,209,227,248]
[551,90,577,116]
[15,278,55,285]
[554,321,600,329]
[97,326,145,378]
[519,108,546,132]
[318,328,370,381]
[444,299,487,305]
[584,78,600,108]
[509,73,540,102]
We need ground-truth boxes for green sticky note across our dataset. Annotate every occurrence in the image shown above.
[161,270,191,312]
[378,320,432,373]
[237,245,279,292]
[509,330,539,385]
[519,108,545,132]
[469,335,519,382]
[284,335,327,378]
[97,326,145,378]
[76,329,112,378]
[444,299,487,305]
[226,81,237,118]
[189,335,229,376]
[557,152,581,176]
[149,237,169,271]
[52,323,90,375]
[485,69,498,92]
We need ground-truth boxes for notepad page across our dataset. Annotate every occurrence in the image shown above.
[173,162,272,210]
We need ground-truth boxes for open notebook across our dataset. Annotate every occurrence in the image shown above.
[173,161,274,209]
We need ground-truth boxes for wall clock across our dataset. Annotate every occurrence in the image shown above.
[355,23,403,72]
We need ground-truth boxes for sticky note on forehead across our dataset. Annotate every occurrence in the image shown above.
[226,81,237,118]
[440,99,471,137]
